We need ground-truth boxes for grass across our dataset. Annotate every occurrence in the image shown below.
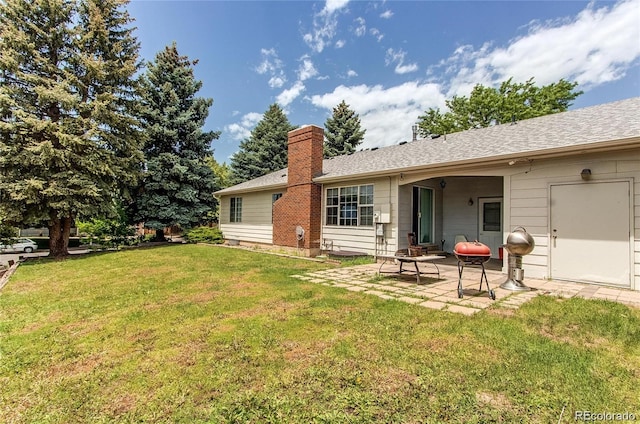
[1,244,639,423]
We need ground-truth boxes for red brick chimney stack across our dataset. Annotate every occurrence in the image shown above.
[272,125,323,255]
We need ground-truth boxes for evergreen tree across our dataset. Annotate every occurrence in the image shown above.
[205,155,230,222]
[206,155,231,190]
[230,103,296,185]
[417,77,582,136]
[323,100,365,158]
[0,0,143,258]
[0,216,18,244]
[134,43,220,240]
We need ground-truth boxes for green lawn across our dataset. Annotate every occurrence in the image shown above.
[1,245,638,423]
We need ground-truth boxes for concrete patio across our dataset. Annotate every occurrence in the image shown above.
[292,259,640,315]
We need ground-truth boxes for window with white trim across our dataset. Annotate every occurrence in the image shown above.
[325,184,374,226]
[230,197,242,222]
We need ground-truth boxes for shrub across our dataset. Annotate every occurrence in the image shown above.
[184,226,224,244]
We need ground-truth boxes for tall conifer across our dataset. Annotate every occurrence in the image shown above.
[230,103,296,185]
[134,43,219,239]
[323,100,365,158]
[0,0,143,258]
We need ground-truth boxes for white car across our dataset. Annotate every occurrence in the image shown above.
[0,238,38,253]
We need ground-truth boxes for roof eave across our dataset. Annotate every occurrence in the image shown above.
[215,182,287,196]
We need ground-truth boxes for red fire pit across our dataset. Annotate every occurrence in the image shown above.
[453,241,495,300]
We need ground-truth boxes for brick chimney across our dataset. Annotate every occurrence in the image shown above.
[272,125,323,256]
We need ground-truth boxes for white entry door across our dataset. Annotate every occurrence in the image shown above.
[478,198,503,258]
[550,181,631,286]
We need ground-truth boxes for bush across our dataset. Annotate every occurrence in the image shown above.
[184,226,224,244]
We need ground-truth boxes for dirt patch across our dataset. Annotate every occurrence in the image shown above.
[20,311,65,334]
[538,325,609,349]
[233,299,296,320]
[487,307,517,318]
[282,340,331,364]
[370,367,417,394]
[476,391,514,411]
[412,337,455,354]
[47,353,105,379]
[188,290,219,304]
[173,340,207,367]
[61,317,105,338]
[105,393,138,417]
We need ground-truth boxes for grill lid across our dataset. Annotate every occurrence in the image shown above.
[504,226,535,256]
[454,241,491,257]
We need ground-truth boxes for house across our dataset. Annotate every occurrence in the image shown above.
[216,97,640,291]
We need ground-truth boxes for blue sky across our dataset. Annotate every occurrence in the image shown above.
[128,0,640,162]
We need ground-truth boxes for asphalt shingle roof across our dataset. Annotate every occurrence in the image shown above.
[216,97,640,195]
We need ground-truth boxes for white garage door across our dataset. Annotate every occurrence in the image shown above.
[550,181,631,286]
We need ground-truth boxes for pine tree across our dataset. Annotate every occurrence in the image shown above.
[205,155,230,222]
[230,103,296,185]
[206,155,231,190]
[323,100,365,158]
[134,43,220,240]
[0,0,143,258]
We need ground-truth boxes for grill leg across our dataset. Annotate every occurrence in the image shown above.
[480,263,496,300]
[478,264,488,291]
[457,260,464,298]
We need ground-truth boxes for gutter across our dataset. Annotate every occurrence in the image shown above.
[215,182,287,196]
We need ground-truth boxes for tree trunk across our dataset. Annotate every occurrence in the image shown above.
[49,213,71,259]
[155,228,165,242]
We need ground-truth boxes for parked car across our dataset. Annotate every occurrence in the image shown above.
[0,238,38,253]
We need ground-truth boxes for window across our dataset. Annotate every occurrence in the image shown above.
[359,185,374,226]
[325,184,374,226]
[271,193,282,223]
[230,197,242,223]
[482,201,501,232]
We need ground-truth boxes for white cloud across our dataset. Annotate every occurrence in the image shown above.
[354,17,366,36]
[310,81,446,148]
[347,69,358,78]
[335,39,346,48]
[256,48,282,74]
[256,48,287,89]
[298,56,319,81]
[268,76,286,89]
[324,0,349,14]
[380,10,393,19]
[225,112,264,141]
[277,81,306,107]
[385,48,418,74]
[370,28,384,42]
[434,0,640,97]
[303,0,350,53]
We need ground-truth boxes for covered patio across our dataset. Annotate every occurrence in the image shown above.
[396,175,504,258]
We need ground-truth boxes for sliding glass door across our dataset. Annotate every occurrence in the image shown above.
[412,186,433,244]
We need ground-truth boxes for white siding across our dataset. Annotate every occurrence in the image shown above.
[321,177,398,255]
[219,224,273,244]
[440,177,503,253]
[219,189,284,244]
[508,150,640,290]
